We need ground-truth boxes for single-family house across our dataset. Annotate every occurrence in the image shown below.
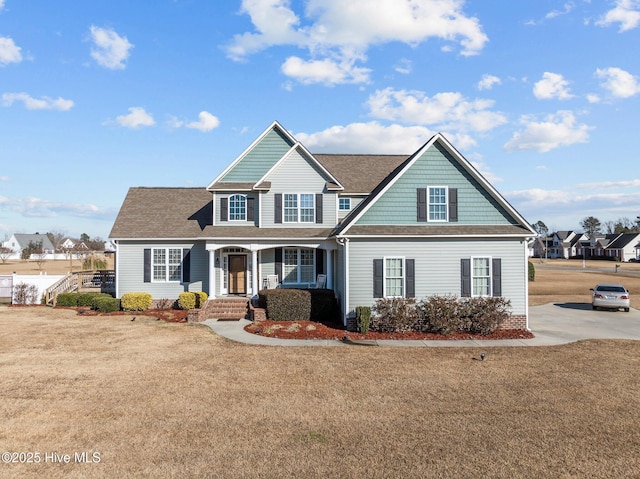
[548,231,585,259]
[602,233,640,262]
[109,121,536,329]
[2,233,55,256]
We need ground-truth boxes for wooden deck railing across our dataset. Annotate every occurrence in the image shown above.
[45,270,115,305]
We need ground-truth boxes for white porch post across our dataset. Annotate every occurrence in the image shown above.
[208,249,216,299]
[326,249,333,289]
[251,249,258,296]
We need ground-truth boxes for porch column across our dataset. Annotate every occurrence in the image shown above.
[208,249,216,299]
[251,249,259,296]
[326,249,333,289]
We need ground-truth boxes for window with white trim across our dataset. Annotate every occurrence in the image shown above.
[283,247,315,284]
[428,186,447,221]
[339,197,351,211]
[384,257,404,297]
[283,193,314,223]
[228,194,246,221]
[472,257,491,296]
[153,248,182,282]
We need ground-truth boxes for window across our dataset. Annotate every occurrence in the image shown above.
[283,247,315,284]
[339,198,351,211]
[228,194,246,221]
[283,193,315,223]
[153,248,182,282]
[428,186,447,221]
[472,257,491,296]
[385,257,404,297]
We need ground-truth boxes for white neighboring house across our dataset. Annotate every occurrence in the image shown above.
[2,233,55,259]
[60,238,76,250]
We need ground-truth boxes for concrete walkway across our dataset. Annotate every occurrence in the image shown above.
[203,303,640,347]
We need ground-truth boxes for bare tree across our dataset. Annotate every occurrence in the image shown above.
[0,246,12,264]
[47,230,67,252]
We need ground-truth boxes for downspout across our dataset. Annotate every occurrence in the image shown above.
[524,237,532,331]
[336,236,349,327]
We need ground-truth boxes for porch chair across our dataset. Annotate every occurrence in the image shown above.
[264,274,279,289]
[313,274,326,289]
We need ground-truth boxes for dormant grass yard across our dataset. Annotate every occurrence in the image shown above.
[1,259,640,478]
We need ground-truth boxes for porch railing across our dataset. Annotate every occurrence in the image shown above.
[45,270,115,305]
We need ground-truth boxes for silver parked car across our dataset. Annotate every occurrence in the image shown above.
[591,284,630,312]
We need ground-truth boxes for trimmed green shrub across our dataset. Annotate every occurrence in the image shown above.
[194,291,208,308]
[121,292,152,311]
[355,306,371,334]
[371,297,420,333]
[178,292,196,310]
[528,260,535,282]
[92,296,121,313]
[258,289,311,321]
[77,293,111,307]
[56,292,80,307]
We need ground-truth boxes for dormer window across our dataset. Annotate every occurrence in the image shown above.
[229,194,246,221]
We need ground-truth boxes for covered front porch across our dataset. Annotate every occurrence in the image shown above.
[205,240,336,299]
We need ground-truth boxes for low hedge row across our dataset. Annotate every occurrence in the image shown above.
[56,292,120,313]
[56,291,208,313]
[371,295,512,335]
[177,291,208,310]
[258,288,338,322]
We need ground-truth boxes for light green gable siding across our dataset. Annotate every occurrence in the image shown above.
[356,142,517,225]
[220,128,294,182]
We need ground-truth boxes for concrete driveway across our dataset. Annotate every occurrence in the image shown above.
[529,302,640,345]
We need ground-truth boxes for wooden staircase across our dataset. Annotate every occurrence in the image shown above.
[203,297,249,321]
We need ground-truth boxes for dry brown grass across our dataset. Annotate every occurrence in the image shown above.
[1,306,640,478]
[0,257,114,275]
[530,259,640,309]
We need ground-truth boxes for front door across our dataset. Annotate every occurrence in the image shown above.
[228,255,246,295]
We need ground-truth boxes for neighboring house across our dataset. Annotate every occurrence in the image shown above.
[60,238,76,250]
[2,233,55,255]
[110,121,536,329]
[548,231,585,259]
[602,233,640,262]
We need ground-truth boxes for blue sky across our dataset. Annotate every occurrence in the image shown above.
[1,0,640,240]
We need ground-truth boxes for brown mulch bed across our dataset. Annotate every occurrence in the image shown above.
[245,320,534,341]
[74,307,189,322]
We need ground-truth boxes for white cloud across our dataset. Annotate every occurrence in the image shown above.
[533,72,574,100]
[477,74,501,91]
[394,59,412,75]
[504,110,593,153]
[366,88,507,134]
[546,2,575,19]
[109,107,155,129]
[586,93,601,103]
[89,25,133,70]
[577,178,640,189]
[0,1,5,12]
[226,0,488,85]
[595,66,640,98]
[0,195,116,220]
[0,175,8,181]
[186,111,220,132]
[596,0,640,32]
[2,92,74,111]
[281,55,371,85]
[0,35,22,66]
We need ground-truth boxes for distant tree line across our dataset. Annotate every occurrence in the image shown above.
[532,215,640,238]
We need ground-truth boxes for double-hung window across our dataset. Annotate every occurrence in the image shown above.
[283,247,315,284]
[472,257,491,296]
[228,194,246,221]
[153,248,182,282]
[428,186,448,221]
[384,257,404,297]
[283,193,314,223]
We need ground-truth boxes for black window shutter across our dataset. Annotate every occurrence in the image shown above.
[315,194,323,224]
[373,258,383,298]
[220,197,228,222]
[316,248,324,276]
[143,249,151,283]
[182,249,191,283]
[274,194,282,224]
[492,258,502,297]
[461,258,471,297]
[275,248,282,282]
[247,197,255,222]
[448,188,458,222]
[417,188,427,222]
[405,259,415,298]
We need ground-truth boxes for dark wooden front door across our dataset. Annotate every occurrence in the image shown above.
[228,255,246,295]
